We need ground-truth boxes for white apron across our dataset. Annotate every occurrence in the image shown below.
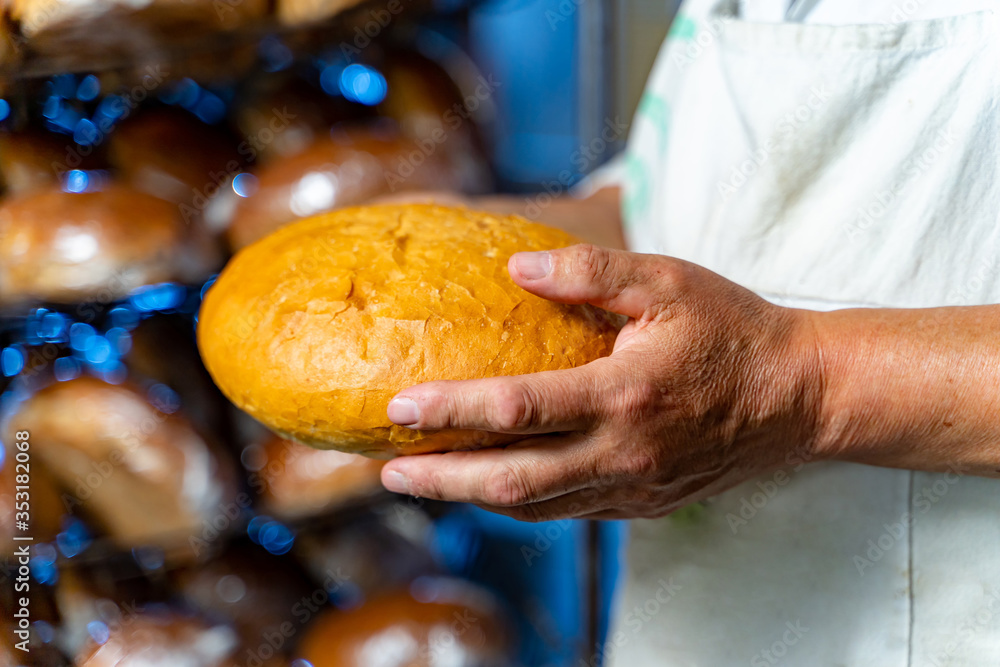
[608,1,1000,665]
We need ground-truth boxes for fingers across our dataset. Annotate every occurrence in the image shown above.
[381,435,595,506]
[507,244,686,318]
[387,363,610,434]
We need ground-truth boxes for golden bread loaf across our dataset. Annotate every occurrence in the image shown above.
[198,204,620,458]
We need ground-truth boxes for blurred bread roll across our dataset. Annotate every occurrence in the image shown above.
[199,204,620,457]
[249,434,385,520]
[233,74,367,166]
[108,109,239,212]
[175,547,313,667]
[226,127,463,249]
[1,444,65,554]
[0,184,183,305]
[295,581,514,667]
[5,377,235,556]
[7,0,266,74]
[295,515,438,598]
[0,130,98,197]
[75,610,243,667]
[275,0,365,26]
[11,0,267,37]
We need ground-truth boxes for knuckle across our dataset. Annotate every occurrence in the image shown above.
[419,469,447,499]
[618,380,660,419]
[483,462,535,507]
[653,257,690,293]
[619,453,661,482]
[489,383,536,432]
[570,244,613,283]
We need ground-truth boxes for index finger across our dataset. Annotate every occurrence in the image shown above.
[387,361,611,435]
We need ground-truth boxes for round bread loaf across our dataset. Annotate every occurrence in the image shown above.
[7,377,235,556]
[0,130,100,197]
[249,434,385,519]
[0,184,183,304]
[294,582,513,667]
[75,610,242,667]
[108,109,239,209]
[226,128,462,250]
[198,204,620,458]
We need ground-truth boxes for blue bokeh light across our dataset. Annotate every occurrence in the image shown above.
[56,518,92,558]
[232,173,258,198]
[84,336,112,365]
[77,74,100,101]
[200,276,218,300]
[30,544,59,585]
[69,322,97,351]
[64,169,87,193]
[73,118,100,146]
[94,360,127,384]
[194,91,226,125]
[109,305,140,330]
[33,621,56,644]
[0,99,9,122]
[86,621,110,646]
[132,545,166,571]
[131,283,185,312]
[95,95,127,123]
[105,327,132,356]
[259,521,295,555]
[176,78,202,109]
[53,356,81,382]
[319,63,345,97]
[51,74,77,98]
[247,515,272,544]
[1,347,25,377]
[39,312,69,341]
[339,64,387,106]
[148,383,180,414]
[42,95,61,120]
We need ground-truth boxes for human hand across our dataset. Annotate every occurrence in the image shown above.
[380,245,825,521]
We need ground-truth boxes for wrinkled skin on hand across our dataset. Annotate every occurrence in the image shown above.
[381,244,825,522]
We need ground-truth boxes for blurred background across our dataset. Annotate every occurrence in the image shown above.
[0,0,677,664]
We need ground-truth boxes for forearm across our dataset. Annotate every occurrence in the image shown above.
[475,186,626,249]
[809,305,1000,477]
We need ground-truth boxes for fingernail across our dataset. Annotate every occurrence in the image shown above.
[513,251,552,280]
[383,470,412,495]
[388,397,420,426]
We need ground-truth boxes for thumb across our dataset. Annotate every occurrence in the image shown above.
[508,244,679,318]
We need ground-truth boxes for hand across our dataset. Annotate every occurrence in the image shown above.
[380,245,826,521]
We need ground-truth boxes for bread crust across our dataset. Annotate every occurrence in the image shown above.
[198,204,621,458]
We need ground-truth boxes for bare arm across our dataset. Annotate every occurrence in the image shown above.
[377,246,1000,520]
[812,305,1000,477]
